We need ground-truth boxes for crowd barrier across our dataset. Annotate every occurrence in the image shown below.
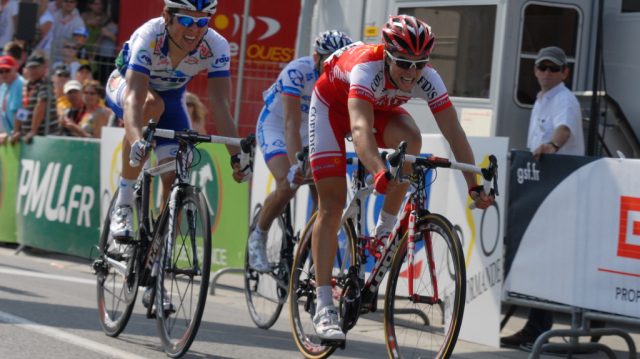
[0,131,249,272]
[505,150,640,357]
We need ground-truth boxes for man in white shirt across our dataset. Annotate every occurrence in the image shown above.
[503,45,586,348]
[526,46,585,160]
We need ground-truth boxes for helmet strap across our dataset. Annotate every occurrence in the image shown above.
[384,57,400,89]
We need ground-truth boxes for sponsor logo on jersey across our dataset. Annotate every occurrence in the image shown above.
[137,50,152,66]
[417,76,438,100]
[199,41,214,59]
[185,56,199,65]
[287,69,304,87]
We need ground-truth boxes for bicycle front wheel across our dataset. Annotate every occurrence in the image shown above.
[156,187,211,358]
[384,213,466,359]
[96,189,140,337]
[289,212,357,359]
[244,205,287,329]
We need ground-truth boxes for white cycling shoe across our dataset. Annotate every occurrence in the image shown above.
[248,231,271,272]
[110,205,134,239]
[313,306,346,341]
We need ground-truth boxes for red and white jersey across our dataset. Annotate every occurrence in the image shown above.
[318,43,452,113]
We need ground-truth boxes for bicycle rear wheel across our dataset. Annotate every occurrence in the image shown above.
[384,213,466,359]
[244,205,287,329]
[96,189,140,337]
[156,187,211,358]
[289,213,356,359]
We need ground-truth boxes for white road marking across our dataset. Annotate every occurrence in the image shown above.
[0,267,95,285]
[0,310,148,359]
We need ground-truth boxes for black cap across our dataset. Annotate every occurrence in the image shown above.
[26,54,46,68]
[53,63,70,77]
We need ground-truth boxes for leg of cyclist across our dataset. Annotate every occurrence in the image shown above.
[248,154,297,272]
[311,176,347,341]
[373,112,422,239]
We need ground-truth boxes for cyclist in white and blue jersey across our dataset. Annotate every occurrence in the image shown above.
[106,0,247,241]
[247,30,353,272]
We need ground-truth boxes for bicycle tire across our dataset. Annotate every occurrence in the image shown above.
[288,212,356,358]
[155,187,211,358]
[96,188,140,337]
[384,213,466,359]
[244,204,287,329]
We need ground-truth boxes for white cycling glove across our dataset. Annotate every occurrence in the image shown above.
[129,139,148,167]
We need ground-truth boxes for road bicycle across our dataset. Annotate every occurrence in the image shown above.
[92,121,255,357]
[244,149,312,329]
[289,142,498,358]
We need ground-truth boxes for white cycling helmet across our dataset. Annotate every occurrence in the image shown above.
[313,30,353,55]
[164,0,217,15]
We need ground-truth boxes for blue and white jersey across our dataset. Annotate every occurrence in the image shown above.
[262,56,318,120]
[115,17,231,92]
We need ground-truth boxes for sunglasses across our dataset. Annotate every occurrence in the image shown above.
[83,91,97,95]
[0,69,10,74]
[385,50,429,70]
[175,14,210,28]
[536,63,563,73]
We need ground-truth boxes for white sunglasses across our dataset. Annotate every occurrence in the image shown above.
[385,50,429,70]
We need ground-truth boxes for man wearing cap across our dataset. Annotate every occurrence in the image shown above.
[0,55,24,143]
[59,79,85,136]
[527,46,584,161]
[501,46,585,348]
[9,53,59,144]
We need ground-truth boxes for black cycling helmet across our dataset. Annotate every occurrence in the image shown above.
[313,30,353,55]
[164,0,217,15]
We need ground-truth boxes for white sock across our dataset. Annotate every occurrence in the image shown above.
[374,210,397,238]
[316,285,334,313]
[115,177,136,207]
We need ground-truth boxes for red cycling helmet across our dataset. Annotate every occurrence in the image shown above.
[381,15,435,57]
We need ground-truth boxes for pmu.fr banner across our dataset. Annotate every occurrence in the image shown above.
[504,150,640,318]
[100,128,249,271]
[0,144,19,243]
[16,136,100,257]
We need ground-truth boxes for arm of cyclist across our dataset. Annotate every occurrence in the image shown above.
[435,107,494,209]
[123,70,152,165]
[348,98,396,194]
[282,94,305,185]
[206,76,246,182]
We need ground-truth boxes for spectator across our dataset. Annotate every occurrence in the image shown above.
[0,0,19,56]
[527,46,585,160]
[59,79,84,136]
[52,64,71,117]
[72,27,90,64]
[50,0,85,62]
[63,80,109,138]
[501,46,585,348]
[185,92,207,134]
[0,55,24,144]
[93,12,117,84]
[81,0,109,56]
[75,63,93,84]
[53,40,81,79]
[10,53,59,144]
[3,41,26,71]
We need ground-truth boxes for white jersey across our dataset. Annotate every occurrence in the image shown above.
[262,56,318,120]
[115,17,231,92]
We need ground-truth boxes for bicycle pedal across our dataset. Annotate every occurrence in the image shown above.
[320,339,346,349]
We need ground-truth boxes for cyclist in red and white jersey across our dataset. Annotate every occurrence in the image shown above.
[308,15,494,341]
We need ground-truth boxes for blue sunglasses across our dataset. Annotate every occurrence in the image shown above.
[175,14,210,28]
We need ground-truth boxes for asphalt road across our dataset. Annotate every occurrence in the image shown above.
[0,244,636,359]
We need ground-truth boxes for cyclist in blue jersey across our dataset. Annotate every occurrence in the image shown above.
[247,30,353,272]
[106,0,248,242]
